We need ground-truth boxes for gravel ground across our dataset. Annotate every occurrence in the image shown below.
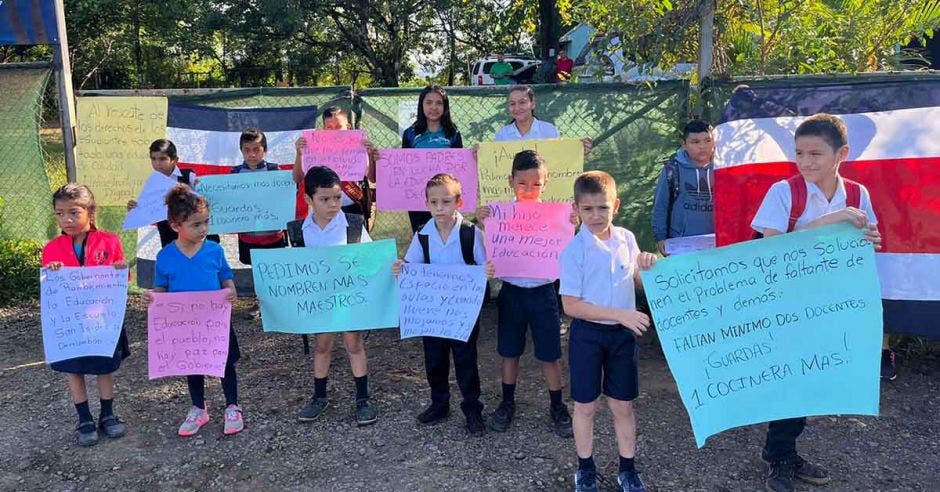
[1,298,938,491]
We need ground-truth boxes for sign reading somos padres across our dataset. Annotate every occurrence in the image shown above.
[195,171,295,234]
[251,239,399,333]
[398,263,487,341]
[147,290,232,379]
[376,148,478,212]
[640,223,882,447]
[40,267,129,363]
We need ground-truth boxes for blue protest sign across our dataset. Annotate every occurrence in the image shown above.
[195,171,295,234]
[251,239,399,333]
[641,223,882,447]
[399,263,487,341]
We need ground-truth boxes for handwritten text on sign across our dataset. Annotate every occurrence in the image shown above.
[301,130,369,180]
[484,201,574,279]
[640,223,882,447]
[196,170,295,234]
[476,139,583,203]
[147,290,232,379]
[122,171,177,230]
[40,267,129,363]
[399,263,486,341]
[251,239,399,333]
[376,149,477,212]
[75,97,168,206]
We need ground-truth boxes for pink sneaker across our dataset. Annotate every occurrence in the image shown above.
[223,404,244,435]
[178,405,209,437]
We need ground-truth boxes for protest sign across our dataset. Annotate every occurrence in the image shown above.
[122,171,177,230]
[301,129,369,180]
[641,223,882,447]
[75,97,168,206]
[664,234,717,256]
[476,139,583,203]
[196,170,295,234]
[147,290,232,379]
[398,264,486,341]
[483,201,574,279]
[376,149,477,212]
[251,239,399,333]
[40,267,128,363]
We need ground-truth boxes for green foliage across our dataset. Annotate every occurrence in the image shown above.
[0,239,43,306]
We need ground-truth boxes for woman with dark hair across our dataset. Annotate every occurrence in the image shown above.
[401,85,464,232]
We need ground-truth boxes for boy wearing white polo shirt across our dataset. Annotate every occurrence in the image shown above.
[560,170,657,492]
[751,113,882,492]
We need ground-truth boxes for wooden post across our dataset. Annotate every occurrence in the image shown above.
[51,0,77,182]
[697,0,716,83]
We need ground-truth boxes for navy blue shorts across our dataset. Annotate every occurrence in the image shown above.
[568,318,639,403]
[497,282,562,362]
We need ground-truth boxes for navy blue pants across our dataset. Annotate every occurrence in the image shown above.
[422,322,483,415]
[764,417,806,462]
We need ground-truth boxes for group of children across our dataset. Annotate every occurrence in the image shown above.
[42,81,885,492]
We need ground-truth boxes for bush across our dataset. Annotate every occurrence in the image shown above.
[0,239,43,306]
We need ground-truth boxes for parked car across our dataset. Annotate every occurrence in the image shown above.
[469,54,541,86]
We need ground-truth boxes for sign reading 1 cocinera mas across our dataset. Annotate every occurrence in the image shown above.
[251,239,399,333]
[641,223,882,447]
[196,171,296,234]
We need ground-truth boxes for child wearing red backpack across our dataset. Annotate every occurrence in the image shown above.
[750,113,881,492]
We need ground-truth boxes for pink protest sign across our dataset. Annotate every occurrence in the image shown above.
[147,290,232,379]
[375,148,477,212]
[301,129,369,180]
[484,201,575,280]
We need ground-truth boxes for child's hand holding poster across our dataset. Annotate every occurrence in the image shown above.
[640,223,882,447]
[398,263,487,341]
[483,201,575,279]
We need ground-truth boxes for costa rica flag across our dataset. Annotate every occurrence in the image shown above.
[713,80,940,339]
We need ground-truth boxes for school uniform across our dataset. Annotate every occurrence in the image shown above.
[559,225,641,403]
[154,240,240,406]
[751,175,877,463]
[41,231,130,374]
[300,212,372,248]
[231,161,288,264]
[494,118,561,141]
[498,275,561,362]
[403,212,485,415]
[153,167,221,247]
[401,126,464,232]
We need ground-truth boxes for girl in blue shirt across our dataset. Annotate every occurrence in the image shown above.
[401,85,464,232]
[146,184,242,437]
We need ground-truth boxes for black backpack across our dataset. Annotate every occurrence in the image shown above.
[416,219,491,302]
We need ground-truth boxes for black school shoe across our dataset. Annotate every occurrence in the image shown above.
[465,410,485,437]
[75,421,98,447]
[416,402,450,425]
[98,415,126,439]
[488,400,515,432]
[550,403,573,438]
[761,452,831,486]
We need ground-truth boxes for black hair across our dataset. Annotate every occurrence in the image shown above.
[239,128,267,151]
[322,106,352,126]
[414,85,458,138]
[303,166,342,197]
[794,113,848,151]
[52,183,98,230]
[165,184,209,224]
[682,120,713,139]
[149,139,178,160]
[511,150,546,175]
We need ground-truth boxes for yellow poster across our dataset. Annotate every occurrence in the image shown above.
[75,97,168,206]
[476,138,584,204]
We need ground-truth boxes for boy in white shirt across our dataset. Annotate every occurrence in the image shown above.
[294,166,376,426]
[559,170,657,492]
[751,113,881,492]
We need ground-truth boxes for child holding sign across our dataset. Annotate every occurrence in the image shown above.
[750,114,881,492]
[401,85,464,232]
[126,139,220,247]
[393,174,494,436]
[476,150,574,437]
[146,185,242,437]
[289,166,377,426]
[559,171,657,492]
[232,128,288,264]
[43,184,130,447]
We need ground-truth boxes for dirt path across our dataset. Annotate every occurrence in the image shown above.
[1,299,937,491]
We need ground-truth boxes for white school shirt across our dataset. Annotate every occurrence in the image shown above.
[301,212,372,247]
[559,225,640,325]
[751,177,877,233]
[494,118,561,141]
[404,212,486,265]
